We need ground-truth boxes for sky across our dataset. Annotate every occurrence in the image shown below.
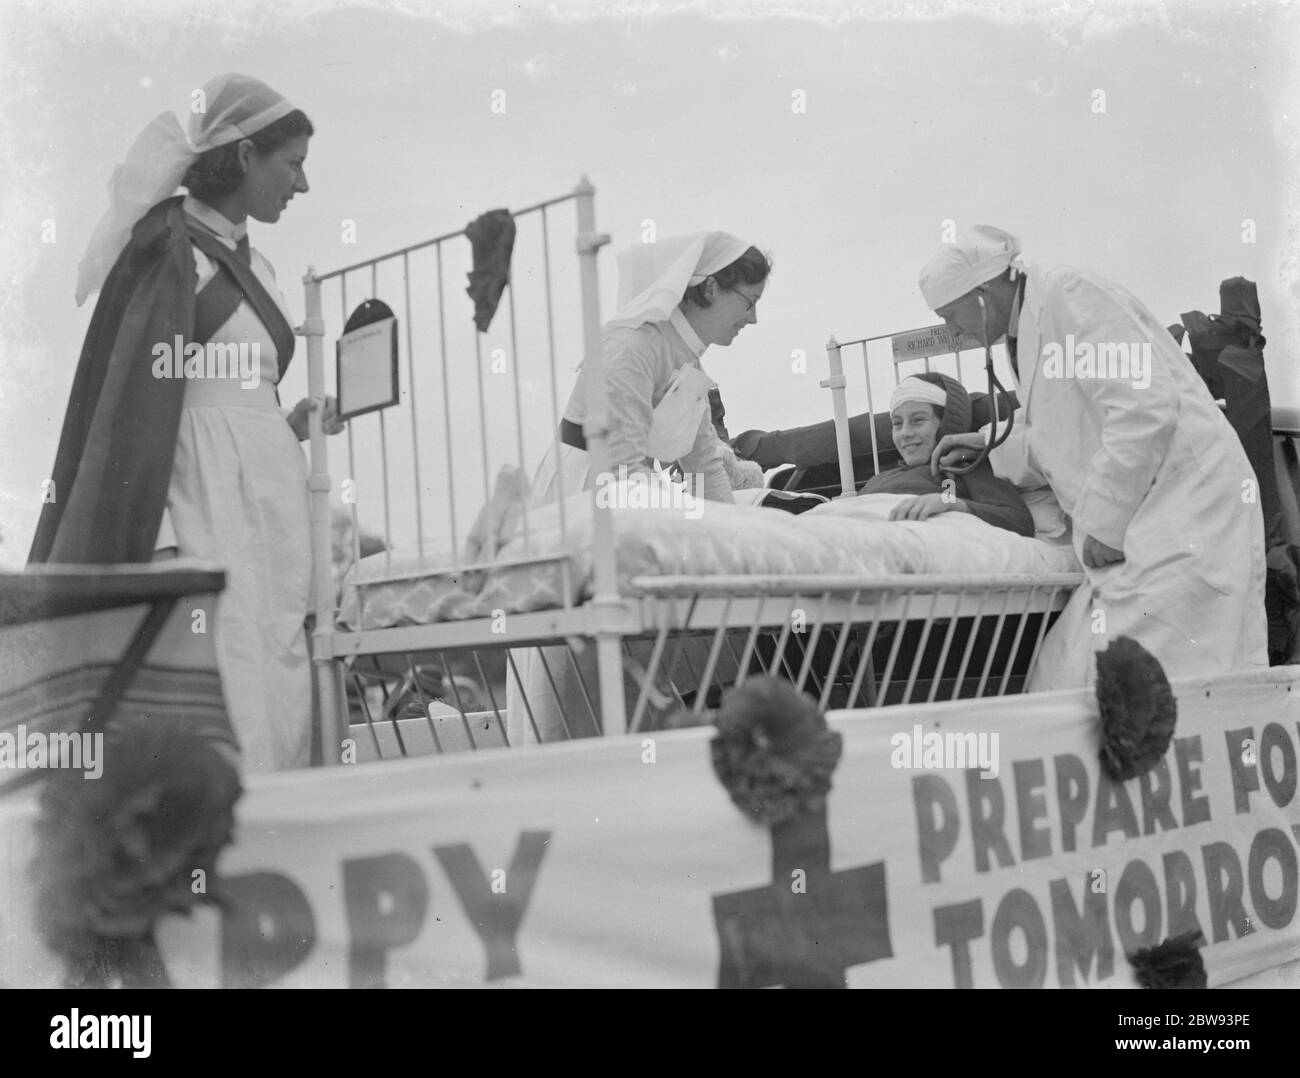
[1,0,1297,562]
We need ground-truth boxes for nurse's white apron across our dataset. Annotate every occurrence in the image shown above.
[158,373,313,772]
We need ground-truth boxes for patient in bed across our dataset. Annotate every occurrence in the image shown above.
[860,373,1034,537]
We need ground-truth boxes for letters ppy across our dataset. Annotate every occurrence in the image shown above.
[216,832,549,988]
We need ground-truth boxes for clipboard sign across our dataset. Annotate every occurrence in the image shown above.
[336,299,400,421]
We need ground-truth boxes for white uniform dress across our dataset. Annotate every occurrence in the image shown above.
[509,309,735,744]
[153,196,313,771]
[1002,264,1268,690]
[531,308,734,505]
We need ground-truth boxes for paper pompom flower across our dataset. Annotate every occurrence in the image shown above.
[1095,636,1177,781]
[1130,930,1208,989]
[710,676,843,826]
[31,717,242,987]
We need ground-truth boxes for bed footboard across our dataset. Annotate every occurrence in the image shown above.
[299,178,614,765]
[338,571,1082,761]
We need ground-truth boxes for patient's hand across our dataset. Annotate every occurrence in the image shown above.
[890,493,965,522]
[930,432,986,476]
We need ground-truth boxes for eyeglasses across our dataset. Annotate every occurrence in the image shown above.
[731,289,762,311]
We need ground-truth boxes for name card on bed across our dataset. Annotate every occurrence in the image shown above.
[890,324,965,361]
[337,299,400,421]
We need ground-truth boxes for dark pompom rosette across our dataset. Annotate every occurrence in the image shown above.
[30,716,242,988]
[1095,636,1177,781]
[1129,930,1208,989]
[709,676,843,826]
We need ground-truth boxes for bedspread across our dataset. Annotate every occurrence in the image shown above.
[336,491,1081,630]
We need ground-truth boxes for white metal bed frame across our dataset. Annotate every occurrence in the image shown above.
[301,177,635,762]
[300,184,1083,764]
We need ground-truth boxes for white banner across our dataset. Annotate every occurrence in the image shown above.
[3,667,1299,988]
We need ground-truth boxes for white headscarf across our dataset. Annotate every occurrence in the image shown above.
[890,377,948,413]
[918,225,1024,311]
[607,231,752,329]
[75,73,297,304]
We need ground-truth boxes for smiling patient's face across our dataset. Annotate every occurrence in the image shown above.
[891,403,942,468]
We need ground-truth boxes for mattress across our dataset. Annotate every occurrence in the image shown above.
[336,490,1082,631]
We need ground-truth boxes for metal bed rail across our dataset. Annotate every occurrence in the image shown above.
[343,570,1084,762]
[300,178,619,761]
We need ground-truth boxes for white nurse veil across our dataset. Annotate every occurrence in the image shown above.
[75,73,296,305]
[606,231,752,329]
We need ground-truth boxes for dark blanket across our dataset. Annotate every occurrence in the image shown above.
[860,459,1033,537]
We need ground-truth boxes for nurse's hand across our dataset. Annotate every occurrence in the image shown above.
[1082,535,1125,568]
[320,396,345,435]
[930,432,986,476]
[288,396,346,440]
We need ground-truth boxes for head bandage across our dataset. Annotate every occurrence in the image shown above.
[608,231,754,329]
[76,73,298,304]
[891,377,949,413]
[918,225,1022,311]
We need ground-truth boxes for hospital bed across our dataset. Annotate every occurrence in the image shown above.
[301,180,1084,763]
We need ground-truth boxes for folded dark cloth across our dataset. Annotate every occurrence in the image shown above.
[757,490,826,515]
[465,209,516,332]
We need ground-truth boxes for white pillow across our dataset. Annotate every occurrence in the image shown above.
[978,421,1042,488]
[977,422,1068,538]
[1020,486,1069,539]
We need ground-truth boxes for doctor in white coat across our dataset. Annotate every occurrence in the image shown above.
[918,225,1267,690]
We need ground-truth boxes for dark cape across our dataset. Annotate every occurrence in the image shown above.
[30,197,296,566]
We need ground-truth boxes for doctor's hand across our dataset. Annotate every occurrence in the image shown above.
[1082,535,1125,568]
[930,432,986,476]
[288,396,346,440]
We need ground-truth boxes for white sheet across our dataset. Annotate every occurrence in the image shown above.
[336,489,1081,630]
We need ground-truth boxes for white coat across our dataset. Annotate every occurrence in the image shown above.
[1003,264,1268,690]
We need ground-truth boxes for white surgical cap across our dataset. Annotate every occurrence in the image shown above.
[918,225,1022,311]
[607,231,753,329]
[890,377,948,413]
[76,73,298,304]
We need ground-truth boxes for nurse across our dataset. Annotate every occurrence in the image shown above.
[31,74,343,771]
[533,231,770,508]
[511,232,772,744]
[916,225,1267,690]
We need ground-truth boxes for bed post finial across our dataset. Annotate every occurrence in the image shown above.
[822,336,856,497]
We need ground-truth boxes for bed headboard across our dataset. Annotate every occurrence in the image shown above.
[822,326,1016,495]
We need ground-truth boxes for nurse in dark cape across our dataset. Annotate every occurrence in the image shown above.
[30,73,342,771]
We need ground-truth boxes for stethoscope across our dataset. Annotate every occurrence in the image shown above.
[940,289,1016,476]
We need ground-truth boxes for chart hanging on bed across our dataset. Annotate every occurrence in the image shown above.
[337,299,400,420]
